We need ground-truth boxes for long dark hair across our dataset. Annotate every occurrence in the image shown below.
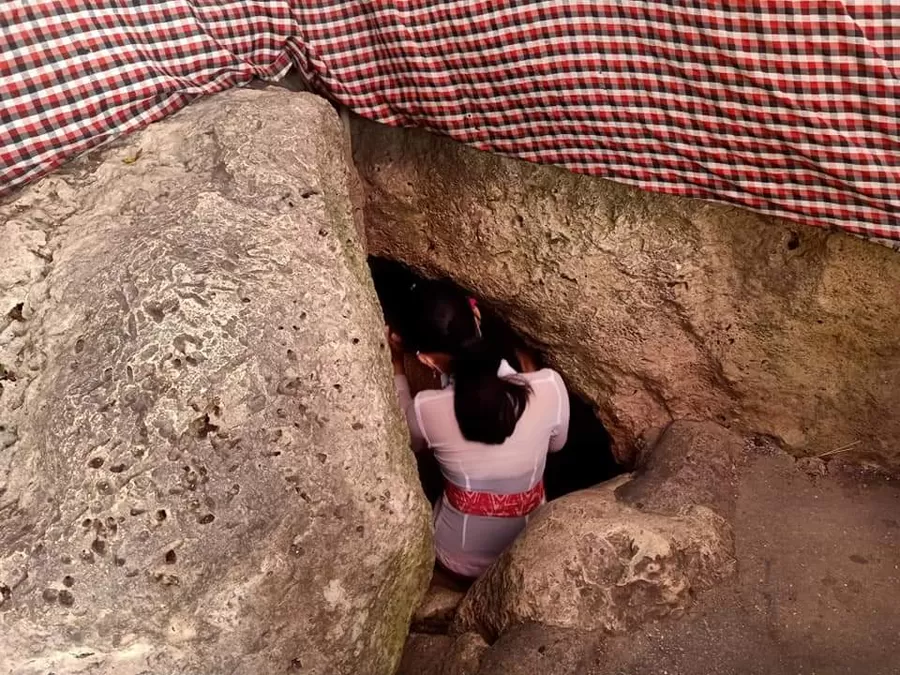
[406,281,531,445]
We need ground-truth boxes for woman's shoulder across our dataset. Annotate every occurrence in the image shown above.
[522,367,567,393]
[413,386,454,408]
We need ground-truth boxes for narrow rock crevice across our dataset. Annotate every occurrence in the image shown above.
[368,256,626,503]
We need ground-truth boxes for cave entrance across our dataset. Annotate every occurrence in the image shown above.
[368,256,624,505]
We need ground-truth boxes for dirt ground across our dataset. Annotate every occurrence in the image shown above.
[402,449,900,675]
[584,451,900,675]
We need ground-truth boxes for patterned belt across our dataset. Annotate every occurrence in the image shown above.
[444,480,545,518]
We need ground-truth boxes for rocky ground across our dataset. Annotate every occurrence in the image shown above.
[400,444,899,675]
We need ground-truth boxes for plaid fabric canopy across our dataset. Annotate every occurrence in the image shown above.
[2,1,898,241]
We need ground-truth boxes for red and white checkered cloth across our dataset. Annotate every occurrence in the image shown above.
[2,1,898,241]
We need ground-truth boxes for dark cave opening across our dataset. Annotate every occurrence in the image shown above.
[368,256,624,504]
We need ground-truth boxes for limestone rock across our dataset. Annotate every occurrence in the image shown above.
[397,634,455,675]
[0,90,432,675]
[475,623,603,675]
[397,632,487,675]
[352,117,900,471]
[445,632,489,675]
[453,477,735,640]
[616,420,744,519]
[412,583,466,633]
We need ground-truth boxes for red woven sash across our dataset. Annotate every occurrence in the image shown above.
[444,480,545,518]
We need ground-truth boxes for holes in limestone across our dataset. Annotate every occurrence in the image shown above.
[198,513,215,525]
[88,457,104,469]
[58,589,75,606]
[155,509,168,522]
[277,377,302,396]
[153,573,179,586]
[0,364,16,383]
[109,463,126,474]
[74,338,85,354]
[62,575,74,587]
[786,231,801,251]
[180,464,209,491]
[7,303,24,322]
[165,549,177,564]
[191,414,219,439]
[96,481,113,495]
[91,539,107,556]
[42,588,58,603]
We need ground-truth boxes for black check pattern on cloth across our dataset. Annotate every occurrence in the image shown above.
[2,1,898,241]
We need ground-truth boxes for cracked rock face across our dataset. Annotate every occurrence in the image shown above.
[453,475,736,640]
[0,90,432,675]
[352,118,900,470]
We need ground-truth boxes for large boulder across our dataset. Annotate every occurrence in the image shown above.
[0,90,433,674]
[616,420,745,519]
[453,476,735,640]
[352,118,900,471]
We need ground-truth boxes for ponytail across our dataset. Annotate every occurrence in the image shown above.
[452,340,532,445]
[403,279,531,444]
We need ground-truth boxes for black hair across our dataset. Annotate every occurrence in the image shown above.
[405,280,532,445]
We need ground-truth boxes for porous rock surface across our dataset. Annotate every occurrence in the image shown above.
[396,632,488,675]
[352,117,900,471]
[616,420,745,519]
[0,90,432,675]
[453,475,736,640]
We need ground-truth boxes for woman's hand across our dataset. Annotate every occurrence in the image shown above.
[386,326,406,375]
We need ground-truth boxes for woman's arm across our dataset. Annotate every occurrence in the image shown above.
[388,328,428,453]
[515,346,540,373]
[548,371,571,453]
